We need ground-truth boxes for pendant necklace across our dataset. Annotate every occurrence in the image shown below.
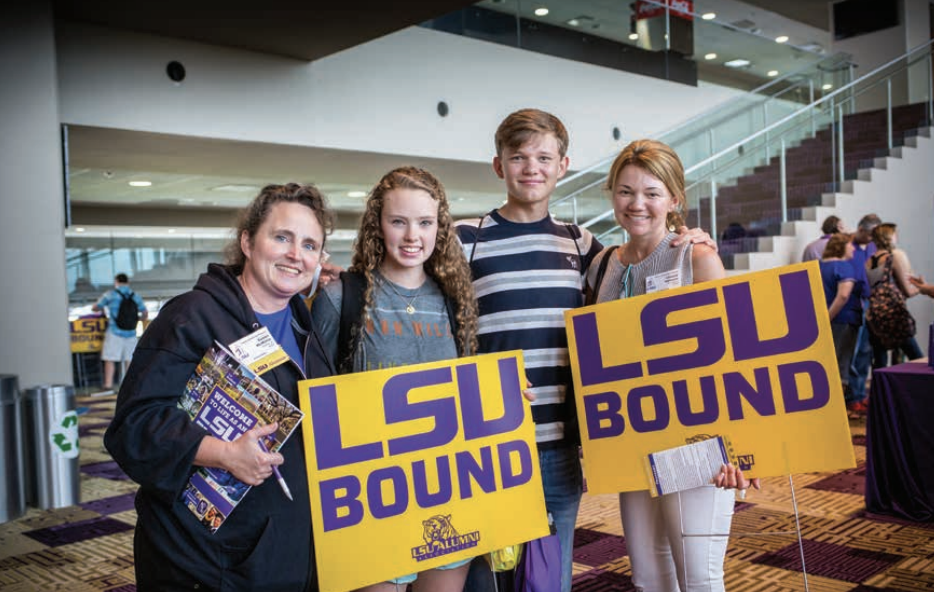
[379,275,424,314]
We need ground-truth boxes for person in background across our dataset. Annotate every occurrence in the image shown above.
[909,275,934,298]
[818,233,865,418]
[92,272,148,390]
[802,215,844,262]
[866,222,924,367]
[585,138,756,592]
[105,184,335,591]
[311,166,479,591]
[846,214,881,414]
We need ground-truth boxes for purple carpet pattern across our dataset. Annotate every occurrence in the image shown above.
[1,395,932,591]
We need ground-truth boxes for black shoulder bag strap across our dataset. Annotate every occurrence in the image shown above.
[564,224,585,276]
[585,246,619,306]
[468,212,493,265]
[337,271,367,374]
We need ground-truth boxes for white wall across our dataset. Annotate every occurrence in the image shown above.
[0,3,73,386]
[830,0,932,111]
[57,24,744,167]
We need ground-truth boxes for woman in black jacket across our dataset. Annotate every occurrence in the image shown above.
[105,183,335,591]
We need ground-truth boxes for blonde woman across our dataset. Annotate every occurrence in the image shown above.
[585,139,756,592]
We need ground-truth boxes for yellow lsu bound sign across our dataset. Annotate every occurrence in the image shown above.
[298,351,549,592]
[565,262,855,494]
[70,316,106,353]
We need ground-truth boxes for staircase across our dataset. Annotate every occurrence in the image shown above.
[698,102,932,270]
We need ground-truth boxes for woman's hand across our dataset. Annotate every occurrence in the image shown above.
[318,261,343,288]
[225,422,284,486]
[522,380,536,403]
[672,226,718,252]
[713,463,761,495]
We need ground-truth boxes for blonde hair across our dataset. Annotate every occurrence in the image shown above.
[604,139,686,230]
[871,223,897,251]
[349,166,478,358]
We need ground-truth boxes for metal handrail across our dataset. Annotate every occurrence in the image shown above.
[684,39,933,177]
[557,52,851,191]
[575,39,934,232]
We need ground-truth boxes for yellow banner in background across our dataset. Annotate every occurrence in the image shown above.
[298,351,548,592]
[70,315,106,353]
[565,261,856,494]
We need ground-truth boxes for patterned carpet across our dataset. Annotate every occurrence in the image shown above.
[1,394,932,591]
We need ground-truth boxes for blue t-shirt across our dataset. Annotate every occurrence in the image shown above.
[255,307,303,368]
[97,286,146,338]
[819,260,865,326]
[850,242,876,304]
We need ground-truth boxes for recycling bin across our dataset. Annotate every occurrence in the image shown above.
[23,384,80,509]
[0,374,26,522]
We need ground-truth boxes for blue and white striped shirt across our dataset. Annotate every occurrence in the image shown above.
[457,210,602,446]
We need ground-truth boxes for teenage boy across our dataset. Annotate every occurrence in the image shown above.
[457,109,712,592]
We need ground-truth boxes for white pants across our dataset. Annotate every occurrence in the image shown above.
[620,486,735,592]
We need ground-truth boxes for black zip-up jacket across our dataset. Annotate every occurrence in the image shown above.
[104,263,334,591]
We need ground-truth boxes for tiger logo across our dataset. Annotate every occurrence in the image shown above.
[422,515,458,549]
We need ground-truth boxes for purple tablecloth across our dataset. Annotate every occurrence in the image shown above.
[865,361,934,521]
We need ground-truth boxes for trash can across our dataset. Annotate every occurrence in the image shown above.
[23,384,80,510]
[0,374,26,523]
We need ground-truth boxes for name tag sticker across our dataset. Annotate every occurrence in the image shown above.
[228,327,290,374]
[645,269,682,293]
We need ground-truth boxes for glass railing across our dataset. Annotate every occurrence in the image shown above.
[684,39,933,242]
[65,230,231,306]
[426,0,835,92]
[550,50,853,232]
[573,40,934,256]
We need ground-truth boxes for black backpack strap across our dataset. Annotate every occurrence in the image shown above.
[468,212,493,265]
[443,294,464,356]
[585,246,619,306]
[337,271,367,374]
[564,224,585,276]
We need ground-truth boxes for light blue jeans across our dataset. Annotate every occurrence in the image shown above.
[848,322,872,402]
[539,445,583,592]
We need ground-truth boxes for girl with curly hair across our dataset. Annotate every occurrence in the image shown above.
[310,166,478,591]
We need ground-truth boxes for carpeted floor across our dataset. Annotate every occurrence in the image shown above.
[1,393,932,591]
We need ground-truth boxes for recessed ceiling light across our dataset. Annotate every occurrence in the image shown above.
[768,70,779,77]
[628,33,639,40]
[75,227,85,232]
[534,7,549,16]
[704,52,717,60]
[167,228,176,233]
[822,83,833,90]
[567,18,580,26]
[775,35,789,43]
[701,12,716,20]
[347,190,367,198]
[724,59,751,68]
[128,180,151,187]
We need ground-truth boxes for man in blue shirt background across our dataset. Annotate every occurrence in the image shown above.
[92,273,148,390]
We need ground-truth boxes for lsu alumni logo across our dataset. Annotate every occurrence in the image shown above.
[411,515,480,562]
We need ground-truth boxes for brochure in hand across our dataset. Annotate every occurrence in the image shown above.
[644,435,737,497]
[178,341,303,533]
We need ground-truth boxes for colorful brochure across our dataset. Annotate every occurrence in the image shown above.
[178,341,303,533]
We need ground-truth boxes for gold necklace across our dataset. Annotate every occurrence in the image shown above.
[379,275,424,314]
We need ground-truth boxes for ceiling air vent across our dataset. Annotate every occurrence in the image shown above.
[730,19,757,30]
